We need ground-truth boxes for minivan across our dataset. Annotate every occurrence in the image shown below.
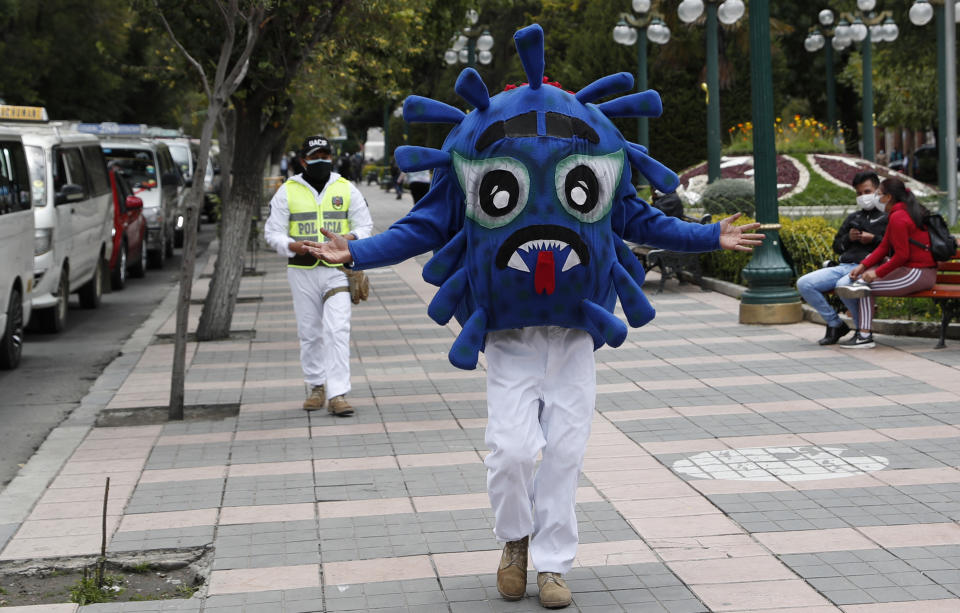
[12,121,114,333]
[0,132,33,368]
[100,138,182,268]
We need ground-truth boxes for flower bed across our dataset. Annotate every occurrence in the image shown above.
[677,154,808,205]
[808,154,934,197]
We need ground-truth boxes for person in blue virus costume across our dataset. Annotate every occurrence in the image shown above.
[308,24,761,609]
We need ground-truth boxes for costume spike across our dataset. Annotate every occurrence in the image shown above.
[455,68,490,111]
[514,24,544,89]
[575,72,634,104]
[612,262,655,328]
[626,143,680,193]
[596,90,663,118]
[614,240,647,287]
[428,268,468,325]
[395,146,450,172]
[423,230,466,286]
[449,308,487,370]
[582,299,628,347]
[403,95,465,124]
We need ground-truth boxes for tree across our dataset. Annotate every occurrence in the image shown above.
[195,1,347,340]
[0,0,194,125]
[151,0,265,419]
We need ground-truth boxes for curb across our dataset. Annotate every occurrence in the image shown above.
[0,239,220,528]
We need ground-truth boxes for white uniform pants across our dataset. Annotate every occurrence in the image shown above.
[287,266,351,398]
[484,326,596,574]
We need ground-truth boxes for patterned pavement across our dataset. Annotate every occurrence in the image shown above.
[3,185,960,612]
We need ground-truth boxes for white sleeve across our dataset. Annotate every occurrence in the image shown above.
[264,184,297,258]
[348,183,374,240]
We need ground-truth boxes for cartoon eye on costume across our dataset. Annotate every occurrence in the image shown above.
[554,150,624,223]
[453,152,529,229]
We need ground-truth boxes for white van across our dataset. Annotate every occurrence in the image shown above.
[12,122,114,333]
[0,132,33,369]
[100,138,182,268]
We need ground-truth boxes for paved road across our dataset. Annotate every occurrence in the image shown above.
[0,223,216,487]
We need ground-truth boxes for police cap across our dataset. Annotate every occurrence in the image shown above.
[301,135,332,157]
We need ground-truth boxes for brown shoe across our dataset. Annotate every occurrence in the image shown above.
[327,395,354,416]
[537,572,571,609]
[302,385,325,410]
[496,536,528,601]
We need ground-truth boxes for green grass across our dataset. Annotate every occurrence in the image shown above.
[780,155,853,207]
[69,574,125,605]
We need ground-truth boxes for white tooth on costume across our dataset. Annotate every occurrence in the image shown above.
[507,251,530,272]
[561,250,581,272]
[518,239,572,252]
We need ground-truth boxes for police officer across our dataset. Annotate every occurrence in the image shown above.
[264,135,373,415]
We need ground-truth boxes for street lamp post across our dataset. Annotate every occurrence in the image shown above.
[804,10,847,133]
[678,0,746,184]
[612,0,671,151]
[838,1,899,162]
[909,0,959,224]
[739,0,801,324]
[444,9,494,69]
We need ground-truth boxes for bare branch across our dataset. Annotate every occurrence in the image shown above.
[214,0,230,24]
[153,0,211,99]
[210,0,240,103]
[221,4,265,98]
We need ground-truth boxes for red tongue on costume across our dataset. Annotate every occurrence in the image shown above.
[534,250,555,295]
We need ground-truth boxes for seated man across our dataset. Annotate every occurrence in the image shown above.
[796,171,887,345]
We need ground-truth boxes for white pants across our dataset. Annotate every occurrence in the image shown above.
[287,266,351,398]
[484,326,596,574]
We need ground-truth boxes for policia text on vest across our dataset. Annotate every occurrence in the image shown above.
[287,178,351,268]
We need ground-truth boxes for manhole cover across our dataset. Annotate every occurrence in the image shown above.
[672,446,889,482]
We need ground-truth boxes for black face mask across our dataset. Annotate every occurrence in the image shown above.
[303,158,332,189]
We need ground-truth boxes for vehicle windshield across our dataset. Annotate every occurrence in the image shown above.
[167,144,191,178]
[101,148,157,190]
[24,145,47,207]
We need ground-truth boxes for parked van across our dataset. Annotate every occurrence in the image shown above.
[158,136,195,184]
[157,136,199,245]
[100,138,182,268]
[0,132,33,368]
[9,118,114,333]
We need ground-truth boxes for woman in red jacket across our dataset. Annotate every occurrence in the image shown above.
[836,177,936,348]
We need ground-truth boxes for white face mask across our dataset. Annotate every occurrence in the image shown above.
[856,193,879,210]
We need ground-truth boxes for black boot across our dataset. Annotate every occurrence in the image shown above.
[818,321,851,345]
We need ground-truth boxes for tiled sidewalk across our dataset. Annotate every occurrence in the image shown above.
[3,187,960,612]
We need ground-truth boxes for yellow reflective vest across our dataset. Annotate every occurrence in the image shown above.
[286,178,351,269]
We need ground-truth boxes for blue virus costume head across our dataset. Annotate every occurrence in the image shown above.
[396,24,680,370]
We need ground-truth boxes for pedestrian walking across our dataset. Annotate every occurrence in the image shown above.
[795,171,887,345]
[390,156,403,199]
[263,135,373,415]
[306,24,761,608]
[836,177,937,348]
[405,168,431,204]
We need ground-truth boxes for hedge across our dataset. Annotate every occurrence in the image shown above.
[698,215,941,322]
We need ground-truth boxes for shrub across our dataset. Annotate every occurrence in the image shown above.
[699,214,756,285]
[700,179,756,217]
[700,214,836,285]
[779,216,835,278]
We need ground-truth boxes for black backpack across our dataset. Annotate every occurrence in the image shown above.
[910,212,958,262]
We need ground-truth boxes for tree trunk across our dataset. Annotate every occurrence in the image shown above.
[196,101,282,340]
[218,107,236,205]
[170,101,220,417]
